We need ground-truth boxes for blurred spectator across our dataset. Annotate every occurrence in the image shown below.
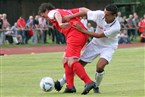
[2,13,10,44]
[133,12,139,37]
[127,14,136,41]
[5,27,13,44]
[0,14,3,45]
[53,26,66,44]
[2,13,10,29]
[25,17,34,44]
[26,16,35,44]
[118,30,131,44]
[120,16,128,38]
[26,16,34,25]
[140,30,145,42]
[138,17,145,35]
[133,13,139,28]
[122,16,128,26]
[116,12,123,23]
[11,22,22,44]
[17,16,26,28]
[47,21,55,43]
[81,16,88,28]
[87,22,94,32]
[87,22,94,42]
[32,15,40,44]
[17,16,26,44]
[39,16,47,43]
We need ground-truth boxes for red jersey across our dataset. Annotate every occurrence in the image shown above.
[138,19,145,33]
[47,8,88,43]
[17,18,26,28]
[47,8,88,57]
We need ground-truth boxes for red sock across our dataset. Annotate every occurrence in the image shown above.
[64,62,74,88]
[71,61,92,84]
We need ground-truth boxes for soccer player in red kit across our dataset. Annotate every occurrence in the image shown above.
[38,3,95,95]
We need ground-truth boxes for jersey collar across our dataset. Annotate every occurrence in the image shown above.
[103,18,116,27]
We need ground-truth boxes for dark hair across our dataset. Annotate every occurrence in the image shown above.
[105,4,118,15]
[38,3,55,15]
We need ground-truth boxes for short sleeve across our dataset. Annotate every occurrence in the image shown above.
[87,10,103,22]
[48,10,58,20]
[87,11,97,22]
[104,26,121,38]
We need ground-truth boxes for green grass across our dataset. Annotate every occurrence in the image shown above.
[0,47,144,97]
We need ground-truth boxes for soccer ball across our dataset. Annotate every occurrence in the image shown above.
[40,77,54,92]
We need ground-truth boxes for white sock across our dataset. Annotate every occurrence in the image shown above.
[95,71,104,87]
[58,74,66,87]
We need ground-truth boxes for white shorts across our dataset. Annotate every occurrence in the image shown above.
[80,42,116,63]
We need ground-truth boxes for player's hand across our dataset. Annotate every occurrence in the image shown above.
[62,15,71,22]
[59,22,70,28]
[73,22,86,33]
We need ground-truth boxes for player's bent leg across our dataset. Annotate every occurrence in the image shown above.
[71,61,92,84]
[64,62,75,88]
[55,59,92,94]
[70,61,95,94]
[94,58,107,93]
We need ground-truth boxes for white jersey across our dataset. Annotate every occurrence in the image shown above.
[87,10,121,49]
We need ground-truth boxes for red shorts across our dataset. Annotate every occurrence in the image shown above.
[64,29,88,58]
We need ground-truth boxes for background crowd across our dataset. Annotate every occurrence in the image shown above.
[0,11,145,45]
[117,12,145,44]
[0,14,66,45]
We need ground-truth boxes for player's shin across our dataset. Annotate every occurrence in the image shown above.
[95,71,104,87]
[64,62,74,88]
[71,61,92,84]
[71,61,96,95]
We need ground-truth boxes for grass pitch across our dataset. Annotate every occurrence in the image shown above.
[0,47,144,97]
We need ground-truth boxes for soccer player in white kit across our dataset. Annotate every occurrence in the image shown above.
[55,4,121,93]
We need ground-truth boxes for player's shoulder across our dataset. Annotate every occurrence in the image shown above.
[113,19,121,30]
[88,10,104,17]
[48,9,59,19]
[97,10,105,17]
[94,10,104,14]
[115,19,121,26]
[95,10,104,13]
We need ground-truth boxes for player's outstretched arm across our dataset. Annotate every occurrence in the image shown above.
[73,22,106,38]
[74,7,90,17]
[63,7,90,22]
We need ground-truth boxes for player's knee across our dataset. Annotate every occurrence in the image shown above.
[97,65,104,72]
[67,58,78,67]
